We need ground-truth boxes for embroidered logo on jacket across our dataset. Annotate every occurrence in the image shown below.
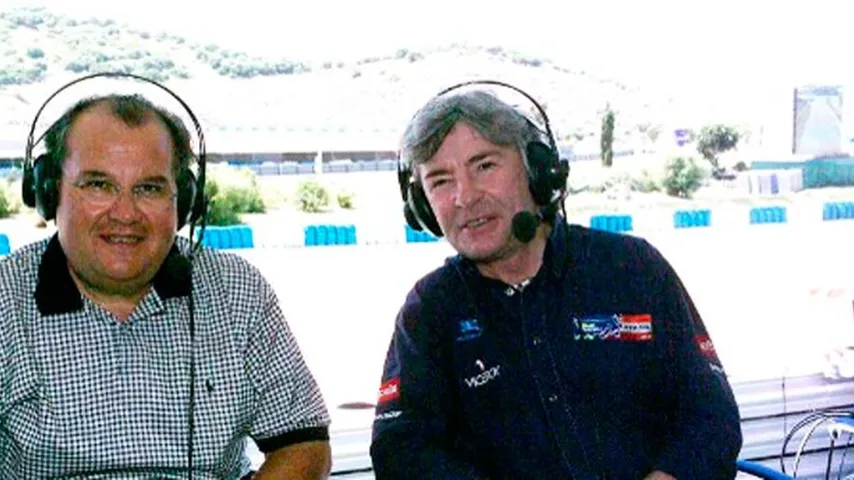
[375,410,402,421]
[464,359,501,388]
[456,318,483,342]
[377,377,400,404]
[573,313,654,341]
[695,334,718,359]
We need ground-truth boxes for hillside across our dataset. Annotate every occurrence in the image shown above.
[0,6,678,153]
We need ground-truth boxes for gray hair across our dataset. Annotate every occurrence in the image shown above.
[399,89,545,180]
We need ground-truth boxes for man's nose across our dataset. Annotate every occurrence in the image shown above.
[107,190,140,222]
[454,174,480,208]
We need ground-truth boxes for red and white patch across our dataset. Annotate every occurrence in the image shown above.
[695,334,718,360]
[619,314,653,341]
[377,377,400,404]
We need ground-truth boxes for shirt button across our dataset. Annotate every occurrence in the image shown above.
[533,336,542,346]
[548,394,559,403]
[505,287,515,296]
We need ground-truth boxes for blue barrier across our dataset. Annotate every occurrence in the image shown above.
[749,206,787,225]
[674,209,711,229]
[405,225,439,243]
[121,202,854,250]
[197,225,254,249]
[822,201,854,221]
[304,224,358,246]
[736,459,793,479]
[0,234,9,255]
[589,214,633,233]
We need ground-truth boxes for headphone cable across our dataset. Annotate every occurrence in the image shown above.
[185,210,206,479]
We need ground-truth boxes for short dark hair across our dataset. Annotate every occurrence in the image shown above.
[43,93,193,180]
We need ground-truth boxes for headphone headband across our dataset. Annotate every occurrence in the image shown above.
[22,71,208,237]
[25,71,206,174]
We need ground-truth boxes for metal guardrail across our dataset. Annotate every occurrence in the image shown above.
[736,373,854,479]
[325,373,854,479]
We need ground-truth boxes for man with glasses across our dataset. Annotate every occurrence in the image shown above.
[0,94,331,479]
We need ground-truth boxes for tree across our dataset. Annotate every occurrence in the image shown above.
[662,156,705,198]
[696,124,740,178]
[600,104,615,167]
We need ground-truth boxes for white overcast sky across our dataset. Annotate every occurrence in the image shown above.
[6,0,851,93]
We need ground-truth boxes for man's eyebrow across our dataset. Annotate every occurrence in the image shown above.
[422,166,450,182]
[138,175,170,184]
[76,170,111,179]
[422,150,497,181]
[73,172,171,185]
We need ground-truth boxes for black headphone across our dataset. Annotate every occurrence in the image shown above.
[397,80,570,238]
[22,71,208,231]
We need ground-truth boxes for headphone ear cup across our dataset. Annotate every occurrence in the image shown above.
[32,154,59,221]
[553,158,571,191]
[408,183,443,238]
[37,177,59,222]
[403,201,421,231]
[191,188,208,226]
[526,141,557,205]
[22,161,37,209]
[176,168,196,230]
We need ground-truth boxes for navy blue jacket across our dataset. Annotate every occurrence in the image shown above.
[370,220,743,479]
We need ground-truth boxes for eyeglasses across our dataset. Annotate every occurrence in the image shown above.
[67,178,177,212]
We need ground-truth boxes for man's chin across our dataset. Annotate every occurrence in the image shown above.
[456,244,507,264]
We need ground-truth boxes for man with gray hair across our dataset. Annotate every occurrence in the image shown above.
[370,83,742,479]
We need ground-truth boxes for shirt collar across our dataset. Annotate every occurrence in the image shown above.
[35,234,192,316]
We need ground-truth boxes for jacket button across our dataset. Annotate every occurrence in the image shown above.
[532,336,542,346]
[548,394,558,403]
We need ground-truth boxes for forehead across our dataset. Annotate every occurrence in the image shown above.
[426,122,492,164]
[64,104,175,172]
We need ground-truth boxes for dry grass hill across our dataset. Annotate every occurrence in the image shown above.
[0,5,679,154]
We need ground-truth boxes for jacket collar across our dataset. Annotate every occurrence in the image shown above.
[452,216,570,284]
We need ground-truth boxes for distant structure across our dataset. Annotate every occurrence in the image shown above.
[792,85,846,156]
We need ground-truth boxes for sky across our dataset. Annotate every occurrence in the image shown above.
[6,0,852,92]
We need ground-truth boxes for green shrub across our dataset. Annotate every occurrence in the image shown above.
[336,190,355,209]
[662,156,705,198]
[203,178,239,226]
[215,166,265,213]
[630,169,661,193]
[0,187,12,219]
[296,179,330,213]
[205,165,266,226]
[200,164,266,225]
[0,181,21,219]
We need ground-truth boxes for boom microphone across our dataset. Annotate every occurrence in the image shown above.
[511,210,542,243]
[512,190,567,243]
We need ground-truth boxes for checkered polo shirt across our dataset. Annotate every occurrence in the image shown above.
[0,234,331,479]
